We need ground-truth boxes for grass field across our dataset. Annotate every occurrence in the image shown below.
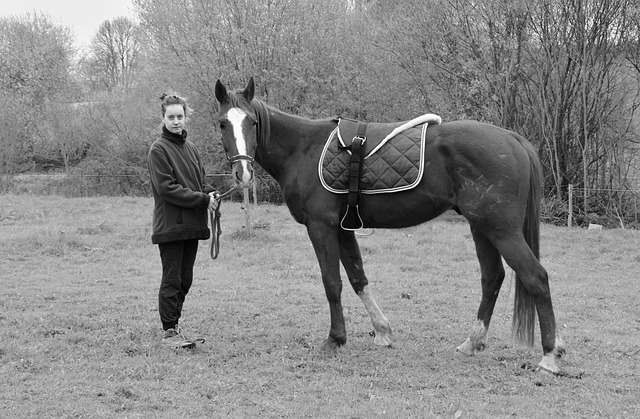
[1,195,639,418]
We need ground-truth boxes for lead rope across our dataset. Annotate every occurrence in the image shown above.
[209,185,238,259]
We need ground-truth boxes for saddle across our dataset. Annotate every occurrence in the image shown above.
[319,113,441,230]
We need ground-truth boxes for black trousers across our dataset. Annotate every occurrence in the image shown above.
[157,240,199,331]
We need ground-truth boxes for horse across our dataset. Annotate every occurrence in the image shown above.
[214,77,565,374]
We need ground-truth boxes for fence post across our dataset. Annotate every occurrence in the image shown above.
[242,186,252,235]
[252,179,258,204]
[568,184,573,228]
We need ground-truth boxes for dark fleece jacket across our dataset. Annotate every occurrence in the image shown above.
[148,126,215,244]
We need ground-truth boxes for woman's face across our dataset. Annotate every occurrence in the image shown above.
[163,104,186,134]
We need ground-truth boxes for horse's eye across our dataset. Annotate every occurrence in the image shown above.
[219,122,226,130]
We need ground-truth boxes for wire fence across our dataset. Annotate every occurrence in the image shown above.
[4,173,284,204]
[566,184,640,228]
[5,174,640,228]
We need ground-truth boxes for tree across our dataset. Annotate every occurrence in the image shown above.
[523,0,637,216]
[359,0,533,122]
[40,102,89,172]
[133,0,364,175]
[0,98,28,191]
[134,0,353,116]
[367,0,639,223]
[81,17,141,92]
[0,12,76,183]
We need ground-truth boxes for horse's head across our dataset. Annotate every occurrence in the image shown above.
[214,77,259,188]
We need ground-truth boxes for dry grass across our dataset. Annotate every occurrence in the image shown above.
[1,195,639,418]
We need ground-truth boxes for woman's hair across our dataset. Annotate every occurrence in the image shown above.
[160,93,191,116]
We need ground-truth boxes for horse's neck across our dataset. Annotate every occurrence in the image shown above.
[259,110,334,181]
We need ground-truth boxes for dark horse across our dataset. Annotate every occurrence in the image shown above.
[214,78,564,374]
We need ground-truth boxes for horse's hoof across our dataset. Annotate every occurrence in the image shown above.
[456,338,478,356]
[535,364,560,376]
[319,338,342,355]
[536,355,561,375]
[317,347,338,357]
[456,346,473,356]
[373,333,393,347]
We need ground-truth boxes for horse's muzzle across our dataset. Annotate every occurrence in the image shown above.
[229,154,254,187]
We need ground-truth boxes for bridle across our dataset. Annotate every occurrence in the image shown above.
[210,103,258,258]
[227,154,255,165]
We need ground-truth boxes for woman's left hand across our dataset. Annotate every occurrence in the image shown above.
[208,192,220,212]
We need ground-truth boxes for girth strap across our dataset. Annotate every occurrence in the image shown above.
[340,123,367,230]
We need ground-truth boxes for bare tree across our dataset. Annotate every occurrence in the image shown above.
[135,0,353,115]
[82,17,141,91]
[523,0,637,219]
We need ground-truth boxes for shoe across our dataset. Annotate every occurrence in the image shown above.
[162,328,195,349]
[176,323,206,344]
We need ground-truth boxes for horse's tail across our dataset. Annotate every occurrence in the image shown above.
[512,137,542,347]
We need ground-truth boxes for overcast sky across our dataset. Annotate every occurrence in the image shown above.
[0,0,136,50]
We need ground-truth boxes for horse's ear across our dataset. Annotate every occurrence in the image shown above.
[215,80,228,103]
[243,77,255,102]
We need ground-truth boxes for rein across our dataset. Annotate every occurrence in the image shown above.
[209,185,239,259]
[210,154,255,259]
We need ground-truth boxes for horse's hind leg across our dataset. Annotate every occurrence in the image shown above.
[457,225,506,355]
[338,229,393,346]
[493,234,565,373]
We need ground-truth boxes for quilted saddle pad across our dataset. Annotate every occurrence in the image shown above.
[319,113,441,194]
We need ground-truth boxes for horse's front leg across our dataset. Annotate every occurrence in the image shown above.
[338,229,393,347]
[306,221,347,354]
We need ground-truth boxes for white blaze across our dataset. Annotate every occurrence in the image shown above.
[227,108,253,184]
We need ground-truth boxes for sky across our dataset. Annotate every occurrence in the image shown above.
[0,0,136,50]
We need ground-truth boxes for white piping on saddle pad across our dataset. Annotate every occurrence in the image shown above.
[366,113,441,158]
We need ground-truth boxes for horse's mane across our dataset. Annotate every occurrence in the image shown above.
[251,99,271,158]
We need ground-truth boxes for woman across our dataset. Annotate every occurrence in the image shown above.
[147,93,218,349]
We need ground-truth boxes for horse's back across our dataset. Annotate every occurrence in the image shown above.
[425,120,536,226]
[428,120,534,177]
[430,120,529,156]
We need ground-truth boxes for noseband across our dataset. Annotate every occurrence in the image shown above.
[228,154,255,165]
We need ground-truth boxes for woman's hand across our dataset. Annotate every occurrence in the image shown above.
[208,192,220,212]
